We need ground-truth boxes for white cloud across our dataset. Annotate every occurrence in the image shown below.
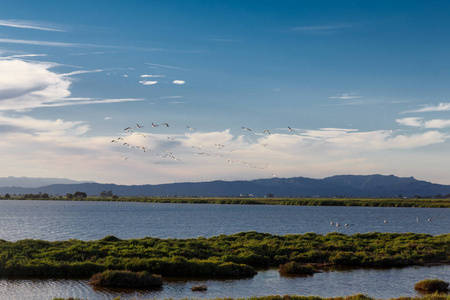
[0,120,448,184]
[0,19,66,32]
[139,80,158,85]
[397,117,450,129]
[330,93,361,100]
[172,80,185,85]
[0,59,144,111]
[396,117,423,127]
[404,102,450,113]
[423,119,450,128]
[140,74,165,78]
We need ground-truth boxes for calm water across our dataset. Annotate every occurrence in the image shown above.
[0,200,448,241]
[0,200,448,299]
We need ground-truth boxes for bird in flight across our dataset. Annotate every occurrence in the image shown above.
[124,127,133,132]
[136,123,144,128]
[161,123,170,127]
[288,126,293,131]
[242,127,251,131]
[151,123,159,127]
[186,125,196,130]
[263,130,271,134]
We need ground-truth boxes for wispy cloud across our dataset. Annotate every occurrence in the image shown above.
[140,74,165,78]
[396,117,422,127]
[397,117,450,129]
[330,93,362,100]
[0,19,66,32]
[172,80,185,85]
[293,23,354,34]
[139,80,158,85]
[0,38,91,48]
[0,59,144,111]
[145,62,188,71]
[403,102,450,113]
[60,69,104,76]
[0,54,48,60]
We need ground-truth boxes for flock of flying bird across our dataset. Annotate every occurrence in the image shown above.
[110,122,294,171]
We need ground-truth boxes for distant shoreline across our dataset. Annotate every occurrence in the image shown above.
[2,196,450,208]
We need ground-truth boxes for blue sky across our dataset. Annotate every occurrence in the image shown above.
[1,0,450,185]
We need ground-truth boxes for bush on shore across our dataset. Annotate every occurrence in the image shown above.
[89,270,163,288]
[414,279,449,292]
[279,261,316,275]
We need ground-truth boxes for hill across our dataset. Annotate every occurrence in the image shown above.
[0,176,91,188]
[1,174,450,198]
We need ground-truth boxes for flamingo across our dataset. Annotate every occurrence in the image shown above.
[161,123,169,127]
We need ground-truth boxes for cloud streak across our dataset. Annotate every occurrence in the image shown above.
[0,19,66,32]
[403,102,450,113]
[145,62,188,70]
[293,23,355,34]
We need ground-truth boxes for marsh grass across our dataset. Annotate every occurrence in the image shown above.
[52,293,450,300]
[1,231,448,279]
[414,279,449,292]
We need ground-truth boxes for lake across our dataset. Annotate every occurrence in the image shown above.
[0,200,448,241]
[0,200,448,299]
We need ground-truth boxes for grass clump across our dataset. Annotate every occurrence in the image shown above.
[414,279,449,292]
[279,261,316,275]
[89,270,163,288]
[191,284,208,291]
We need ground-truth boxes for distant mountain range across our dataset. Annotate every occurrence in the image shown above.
[1,174,450,198]
[0,176,91,188]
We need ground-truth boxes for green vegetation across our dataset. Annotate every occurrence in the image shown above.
[191,284,208,291]
[415,279,449,292]
[2,195,449,208]
[52,293,450,300]
[279,261,316,275]
[0,231,448,279]
[89,270,163,288]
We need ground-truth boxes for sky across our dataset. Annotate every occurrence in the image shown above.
[1,0,450,185]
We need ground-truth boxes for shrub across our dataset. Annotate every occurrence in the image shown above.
[279,261,316,275]
[89,270,163,288]
[414,278,449,292]
[191,284,207,291]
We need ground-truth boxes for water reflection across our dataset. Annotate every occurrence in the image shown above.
[0,265,448,300]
